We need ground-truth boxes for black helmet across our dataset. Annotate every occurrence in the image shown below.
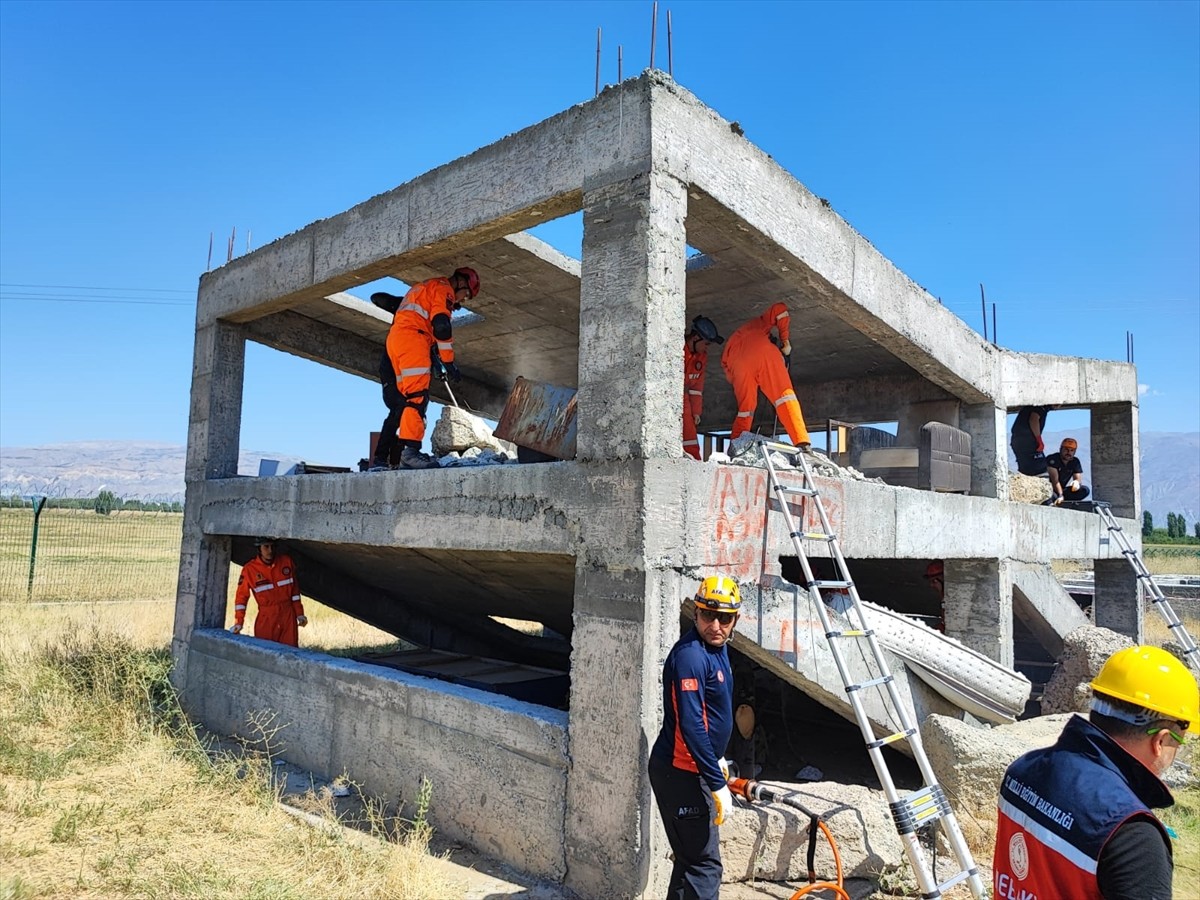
[254,537,277,547]
[691,315,724,344]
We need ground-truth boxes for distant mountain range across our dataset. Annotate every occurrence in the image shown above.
[1,432,1197,525]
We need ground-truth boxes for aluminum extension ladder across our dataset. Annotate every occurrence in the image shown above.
[754,437,987,899]
[1096,502,1199,673]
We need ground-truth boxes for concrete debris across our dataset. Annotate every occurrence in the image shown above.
[431,406,518,458]
[720,436,877,483]
[721,780,903,883]
[1009,471,1053,505]
[920,712,1073,850]
[1040,625,1133,715]
[437,448,516,468]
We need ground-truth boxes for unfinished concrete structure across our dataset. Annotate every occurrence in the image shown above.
[172,73,1143,897]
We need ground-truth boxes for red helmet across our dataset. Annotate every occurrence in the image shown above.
[924,561,944,579]
[454,267,480,299]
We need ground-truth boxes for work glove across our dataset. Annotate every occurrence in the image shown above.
[229,623,243,634]
[781,341,792,357]
[693,414,702,427]
[1035,436,1044,452]
[712,785,734,825]
[445,361,462,383]
[431,358,447,380]
[719,757,731,782]
[296,615,308,627]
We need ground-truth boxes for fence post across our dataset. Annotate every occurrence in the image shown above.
[26,495,48,600]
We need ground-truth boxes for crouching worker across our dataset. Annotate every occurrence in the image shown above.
[230,538,307,647]
[994,645,1198,899]
[1045,437,1090,505]
[649,576,741,900]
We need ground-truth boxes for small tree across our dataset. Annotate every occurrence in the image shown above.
[1179,515,1189,539]
[1143,511,1153,537]
[1166,512,1177,539]
[94,489,117,516]
[1195,521,1199,540]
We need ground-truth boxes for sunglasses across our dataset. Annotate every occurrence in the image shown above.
[1147,725,1191,746]
[697,608,736,626]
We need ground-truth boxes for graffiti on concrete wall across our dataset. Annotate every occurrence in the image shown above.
[706,465,846,583]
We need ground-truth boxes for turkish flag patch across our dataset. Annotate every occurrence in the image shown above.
[680,678,699,692]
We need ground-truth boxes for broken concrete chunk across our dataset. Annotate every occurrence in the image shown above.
[431,406,517,458]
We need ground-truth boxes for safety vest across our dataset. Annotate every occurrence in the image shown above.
[683,339,708,419]
[993,715,1171,900]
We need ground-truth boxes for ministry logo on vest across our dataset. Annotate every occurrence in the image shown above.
[1008,832,1030,881]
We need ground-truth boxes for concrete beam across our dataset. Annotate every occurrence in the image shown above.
[649,76,996,405]
[1000,351,1136,408]
[195,80,654,327]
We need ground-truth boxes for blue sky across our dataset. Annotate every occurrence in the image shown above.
[1,0,1197,467]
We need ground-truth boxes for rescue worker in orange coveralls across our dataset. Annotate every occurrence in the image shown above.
[683,316,724,460]
[230,538,307,647]
[721,302,810,449]
[370,267,480,470]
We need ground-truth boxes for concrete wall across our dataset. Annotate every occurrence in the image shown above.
[181,631,570,880]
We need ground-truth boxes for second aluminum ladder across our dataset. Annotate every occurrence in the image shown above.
[1096,502,1199,673]
[754,437,986,900]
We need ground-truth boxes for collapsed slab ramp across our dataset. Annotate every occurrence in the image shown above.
[731,579,1031,755]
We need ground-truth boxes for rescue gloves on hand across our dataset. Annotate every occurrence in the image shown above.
[229,623,243,634]
[444,361,462,383]
[712,785,734,825]
[296,615,308,627]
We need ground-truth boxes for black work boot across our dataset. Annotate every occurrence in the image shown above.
[399,447,440,470]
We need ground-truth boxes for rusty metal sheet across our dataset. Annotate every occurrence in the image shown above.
[494,376,577,460]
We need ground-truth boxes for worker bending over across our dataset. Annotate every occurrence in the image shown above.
[230,538,307,647]
[370,267,480,470]
[649,575,741,900]
[683,316,724,460]
[721,302,810,449]
[994,645,1197,899]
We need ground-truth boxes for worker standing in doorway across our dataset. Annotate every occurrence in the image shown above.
[993,645,1198,899]
[369,267,480,470]
[683,316,724,460]
[649,576,740,899]
[721,302,810,449]
[230,538,307,647]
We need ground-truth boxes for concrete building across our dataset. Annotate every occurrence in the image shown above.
[172,73,1142,897]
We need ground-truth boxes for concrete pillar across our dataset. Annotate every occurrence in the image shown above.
[562,170,688,897]
[942,558,1013,667]
[172,321,245,690]
[960,403,1008,500]
[1093,558,1143,641]
[1091,402,1139,519]
[563,555,685,898]
[576,169,688,461]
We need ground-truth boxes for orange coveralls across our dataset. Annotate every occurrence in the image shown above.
[682,338,710,460]
[386,277,458,446]
[720,302,810,446]
[234,553,304,647]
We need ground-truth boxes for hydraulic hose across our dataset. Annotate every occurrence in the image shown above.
[728,777,851,900]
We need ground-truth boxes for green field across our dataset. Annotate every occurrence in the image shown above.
[0,507,183,603]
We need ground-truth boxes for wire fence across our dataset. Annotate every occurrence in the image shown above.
[0,491,184,603]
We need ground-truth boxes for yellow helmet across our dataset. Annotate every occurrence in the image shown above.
[1091,645,1199,734]
[694,575,741,612]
